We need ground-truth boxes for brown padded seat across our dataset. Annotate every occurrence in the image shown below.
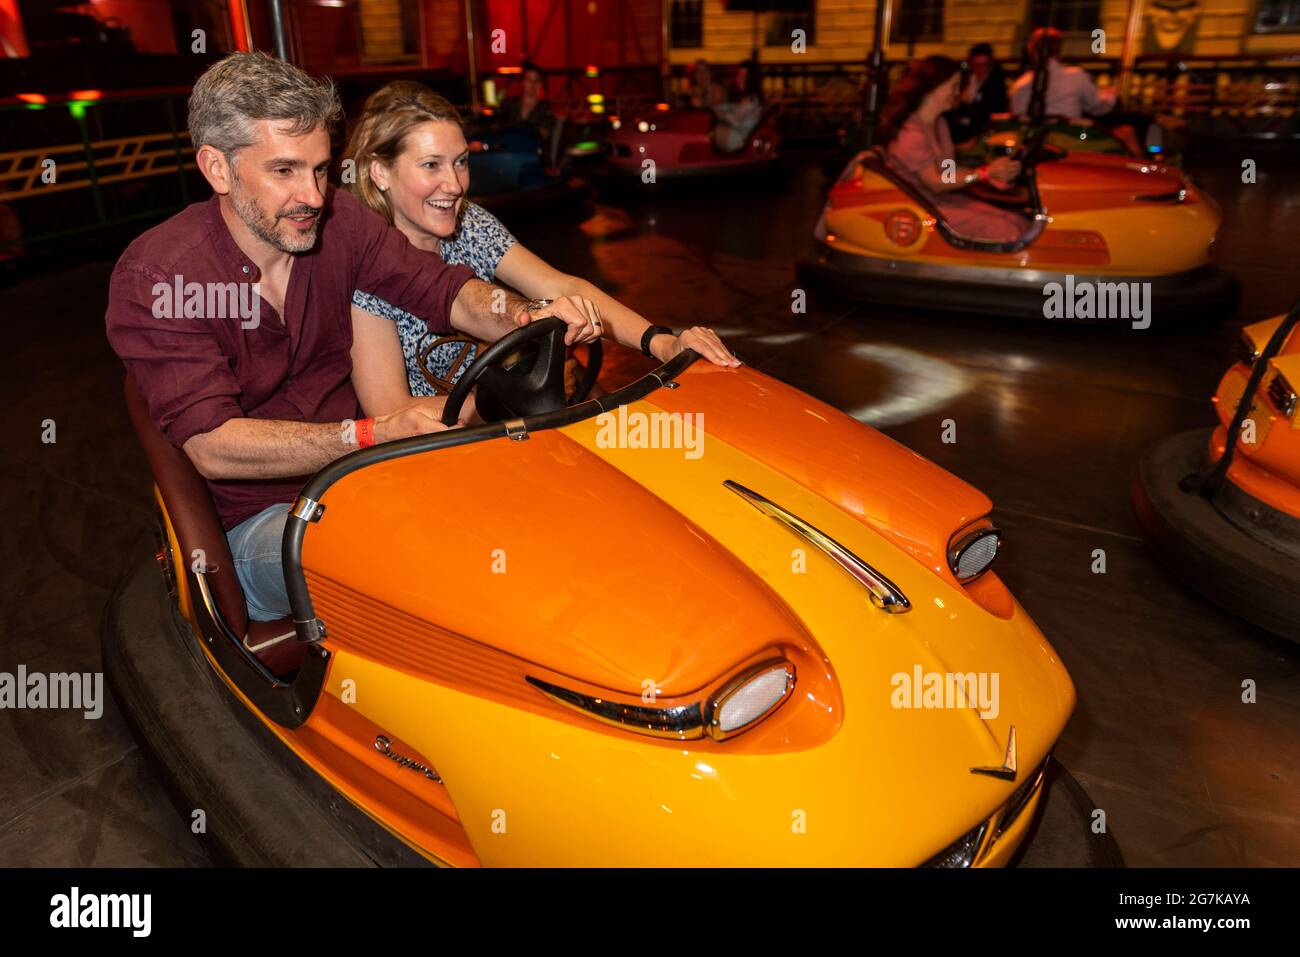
[123,375,306,676]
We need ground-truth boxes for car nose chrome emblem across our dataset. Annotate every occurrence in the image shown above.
[374,734,442,783]
[970,725,1017,781]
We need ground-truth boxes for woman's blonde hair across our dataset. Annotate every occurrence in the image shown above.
[344,80,463,224]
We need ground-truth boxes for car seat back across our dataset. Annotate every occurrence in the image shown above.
[123,374,250,638]
[124,375,308,676]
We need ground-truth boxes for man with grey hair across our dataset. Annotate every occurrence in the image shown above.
[106,52,602,622]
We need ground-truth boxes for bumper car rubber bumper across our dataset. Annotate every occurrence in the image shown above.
[102,557,430,867]
[1132,427,1300,642]
[797,244,1241,325]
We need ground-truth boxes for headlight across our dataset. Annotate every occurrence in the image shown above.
[922,821,987,868]
[1268,371,1297,417]
[948,520,1002,582]
[637,120,650,133]
[704,660,795,741]
[610,117,621,130]
[526,657,795,742]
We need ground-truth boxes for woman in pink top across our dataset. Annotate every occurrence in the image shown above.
[880,56,1029,244]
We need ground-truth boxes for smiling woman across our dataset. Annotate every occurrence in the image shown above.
[341,80,737,406]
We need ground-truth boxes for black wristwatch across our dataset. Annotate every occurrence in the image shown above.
[641,325,673,358]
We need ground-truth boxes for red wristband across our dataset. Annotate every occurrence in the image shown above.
[355,417,376,449]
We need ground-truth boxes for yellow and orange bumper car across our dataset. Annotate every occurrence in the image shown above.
[1134,303,1300,640]
[105,319,1120,867]
[798,142,1238,324]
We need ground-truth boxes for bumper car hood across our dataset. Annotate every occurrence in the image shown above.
[302,366,1048,706]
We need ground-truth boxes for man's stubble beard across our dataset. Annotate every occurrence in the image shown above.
[229,161,320,254]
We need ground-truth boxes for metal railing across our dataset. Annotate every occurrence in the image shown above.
[0,88,199,257]
[1122,54,1300,138]
[658,54,1300,141]
[2,53,1295,258]
[477,64,664,118]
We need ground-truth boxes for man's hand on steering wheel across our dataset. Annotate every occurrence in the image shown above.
[513,295,603,345]
[374,395,467,443]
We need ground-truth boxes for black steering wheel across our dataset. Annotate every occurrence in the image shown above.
[1012,125,1051,170]
[441,317,603,425]
[1013,124,1070,168]
[1003,126,1066,189]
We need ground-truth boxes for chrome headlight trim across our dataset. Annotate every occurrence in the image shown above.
[703,658,796,741]
[527,656,797,743]
[525,676,705,740]
[922,820,988,868]
[947,520,1003,583]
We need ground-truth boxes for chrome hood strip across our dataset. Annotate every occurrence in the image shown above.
[723,480,911,614]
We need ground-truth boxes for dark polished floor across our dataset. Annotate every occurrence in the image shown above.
[1,142,1297,867]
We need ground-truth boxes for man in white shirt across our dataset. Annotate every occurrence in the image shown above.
[1009,27,1140,155]
[1009,28,1115,120]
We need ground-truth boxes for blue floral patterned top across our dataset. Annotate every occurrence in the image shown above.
[352,201,516,397]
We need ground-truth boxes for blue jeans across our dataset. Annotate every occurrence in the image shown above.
[226,502,292,621]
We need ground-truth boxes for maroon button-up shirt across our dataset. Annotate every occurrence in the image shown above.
[106,187,475,530]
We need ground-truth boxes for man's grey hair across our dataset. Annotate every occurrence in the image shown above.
[188,51,342,158]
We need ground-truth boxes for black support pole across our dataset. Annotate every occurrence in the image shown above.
[267,0,289,61]
[861,0,892,148]
[1028,0,1058,124]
